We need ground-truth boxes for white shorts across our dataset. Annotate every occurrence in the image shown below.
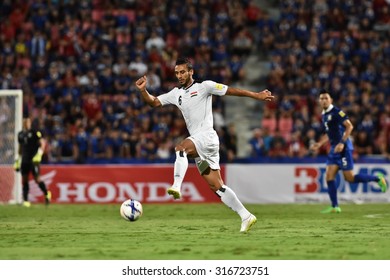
[188,129,220,170]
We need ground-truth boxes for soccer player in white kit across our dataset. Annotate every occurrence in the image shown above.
[135,58,274,232]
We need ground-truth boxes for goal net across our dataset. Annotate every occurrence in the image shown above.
[0,90,23,204]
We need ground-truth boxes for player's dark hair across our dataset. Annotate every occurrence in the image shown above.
[175,57,193,70]
[319,89,331,97]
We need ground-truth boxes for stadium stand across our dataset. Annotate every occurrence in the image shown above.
[1,0,389,164]
[247,0,390,162]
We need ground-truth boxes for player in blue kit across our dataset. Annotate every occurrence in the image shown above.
[310,90,387,213]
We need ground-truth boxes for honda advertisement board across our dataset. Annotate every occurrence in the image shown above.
[28,165,221,203]
[19,163,390,204]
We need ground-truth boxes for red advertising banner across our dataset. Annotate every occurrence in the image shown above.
[0,166,15,203]
[27,165,224,204]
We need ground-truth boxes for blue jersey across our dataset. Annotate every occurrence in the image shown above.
[321,105,353,150]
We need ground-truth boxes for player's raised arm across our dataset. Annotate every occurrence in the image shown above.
[225,87,274,102]
[135,75,162,107]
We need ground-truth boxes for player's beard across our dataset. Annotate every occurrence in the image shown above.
[181,76,192,88]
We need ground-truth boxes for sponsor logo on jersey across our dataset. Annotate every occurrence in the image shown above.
[215,83,223,90]
[339,111,346,117]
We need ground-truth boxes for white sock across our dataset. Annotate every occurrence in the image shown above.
[173,150,188,189]
[216,185,251,221]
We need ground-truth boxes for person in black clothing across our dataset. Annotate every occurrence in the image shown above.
[14,117,51,207]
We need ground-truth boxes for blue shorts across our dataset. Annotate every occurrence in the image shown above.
[326,148,354,171]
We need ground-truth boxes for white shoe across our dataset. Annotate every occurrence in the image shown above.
[167,186,181,199]
[240,214,257,233]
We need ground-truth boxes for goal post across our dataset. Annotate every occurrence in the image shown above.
[0,90,23,204]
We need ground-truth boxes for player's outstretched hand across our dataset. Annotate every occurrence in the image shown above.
[32,152,43,163]
[257,89,274,102]
[135,76,147,91]
[32,147,44,163]
[14,157,21,172]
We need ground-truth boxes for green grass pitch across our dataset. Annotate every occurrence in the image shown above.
[1,203,390,260]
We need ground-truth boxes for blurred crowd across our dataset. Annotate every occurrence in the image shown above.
[1,0,390,164]
[0,0,257,163]
[248,0,390,161]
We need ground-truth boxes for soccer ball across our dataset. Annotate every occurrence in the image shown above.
[120,199,143,222]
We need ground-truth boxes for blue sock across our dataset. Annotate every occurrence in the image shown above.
[327,180,338,207]
[354,174,378,183]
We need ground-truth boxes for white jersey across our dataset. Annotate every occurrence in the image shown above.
[157,80,228,135]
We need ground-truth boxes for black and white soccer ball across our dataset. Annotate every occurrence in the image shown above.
[120,199,143,222]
